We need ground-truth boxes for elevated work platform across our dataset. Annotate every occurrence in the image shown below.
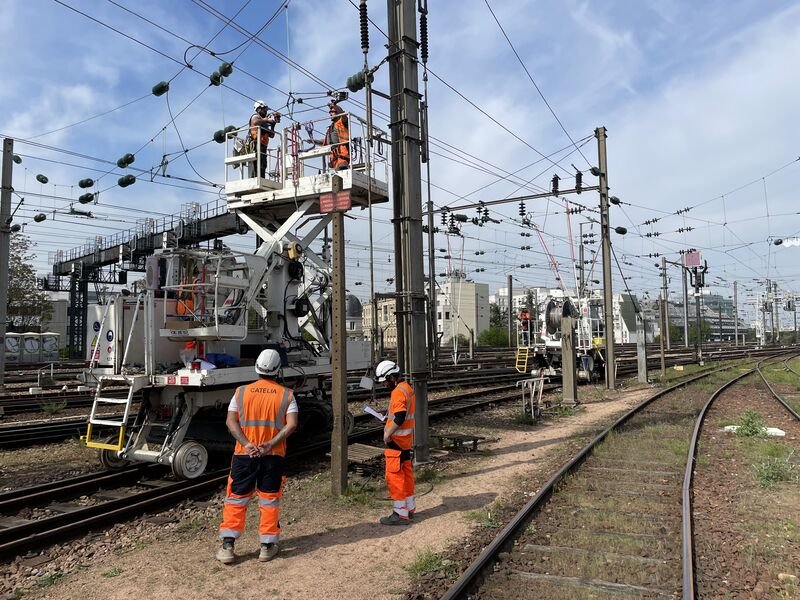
[224,113,390,219]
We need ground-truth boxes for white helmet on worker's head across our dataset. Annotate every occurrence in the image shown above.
[255,349,282,376]
[375,360,401,382]
[253,99,267,111]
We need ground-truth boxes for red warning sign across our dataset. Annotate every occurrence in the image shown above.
[319,191,352,213]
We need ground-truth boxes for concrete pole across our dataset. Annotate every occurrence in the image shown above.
[682,266,689,348]
[387,0,429,462]
[578,223,585,297]
[662,256,670,350]
[422,95,438,368]
[761,291,768,346]
[718,303,722,342]
[733,281,739,347]
[636,314,648,384]
[507,275,514,348]
[695,282,703,363]
[330,211,348,495]
[773,281,779,343]
[596,127,615,390]
[0,138,13,390]
[659,298,666,377]
[561,313,577,404]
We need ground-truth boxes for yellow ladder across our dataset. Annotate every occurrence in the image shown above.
[84,376,143,451]
[515,347,530,373]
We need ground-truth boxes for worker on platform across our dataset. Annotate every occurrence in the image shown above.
[375,360,416,525]
[313,101,350,171]
[518,308,531,346]
[249,100,280,178]
[217,349,298,564]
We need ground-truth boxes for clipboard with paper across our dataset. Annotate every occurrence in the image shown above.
[363,405,386,422]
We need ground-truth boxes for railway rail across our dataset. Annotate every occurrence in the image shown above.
[0,383,529,559]
[440,350,799,600]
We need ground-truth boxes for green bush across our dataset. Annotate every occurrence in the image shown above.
[478,326,508,347]
[736,410,767,437]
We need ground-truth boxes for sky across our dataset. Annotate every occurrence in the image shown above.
[1,0,799,327]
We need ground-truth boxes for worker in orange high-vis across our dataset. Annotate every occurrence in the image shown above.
[249,100,280,178]
[313,102,350,171]
[217,349,298,564]
[375,360,416,526]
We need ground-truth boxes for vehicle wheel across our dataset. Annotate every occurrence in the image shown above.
[172,441,209,480]
[99,436,129,470]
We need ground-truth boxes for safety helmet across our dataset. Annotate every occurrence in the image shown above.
[375,360,400,382]
[328,102,344,115]
[255,349,282,376]
[253,99,267,111]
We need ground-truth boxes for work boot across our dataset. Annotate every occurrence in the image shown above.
[380,512,410,526]
[216,538,235,564]
[408,510,415,520]
[259,543,279,562]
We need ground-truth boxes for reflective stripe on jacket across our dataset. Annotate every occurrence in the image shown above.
[233,379,293,456]
[386,381,415,450]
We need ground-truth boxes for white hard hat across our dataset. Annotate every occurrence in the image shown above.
[375,360,400,382]
[255,349,282,376]
[254,99,267,110]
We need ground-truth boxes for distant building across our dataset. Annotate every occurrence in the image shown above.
[362,297,397,350]
[345,294,363,339]
[436,271,489,345]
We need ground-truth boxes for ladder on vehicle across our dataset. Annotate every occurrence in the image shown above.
[84,375,146,451]
[515,347,530,373]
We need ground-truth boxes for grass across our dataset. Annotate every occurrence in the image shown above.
[39,399,68,415]
[406,547,456,579]
[335,481,380,508]
[35,573,63,588]
[177,517,207,531]
[415,467,442,484]
[753,453,799,488]
[464,502,503,529]
[736,410,767,437]
[101,567,124,578]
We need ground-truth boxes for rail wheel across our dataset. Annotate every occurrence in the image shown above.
[99,436,129,470]
[172,441,209,480]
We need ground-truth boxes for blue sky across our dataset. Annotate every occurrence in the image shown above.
[2,0,799,326]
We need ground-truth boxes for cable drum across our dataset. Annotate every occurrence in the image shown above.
[545,300,561,335]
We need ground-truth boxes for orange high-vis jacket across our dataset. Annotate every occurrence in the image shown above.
[386,381,415,451]
[232,380,294,456]
[250,114,275,148]
[329,117,350,168]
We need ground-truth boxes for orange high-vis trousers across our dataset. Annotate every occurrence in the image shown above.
[385,449,415,519]
[219,454,285,544]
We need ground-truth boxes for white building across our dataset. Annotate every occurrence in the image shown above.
[436,271,490,344]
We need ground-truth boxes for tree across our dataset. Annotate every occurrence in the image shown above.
[490,303,507,328]
[7,233,51,331]
[478,326,509,347]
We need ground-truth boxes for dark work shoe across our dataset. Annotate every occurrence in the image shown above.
[408,510,415,520]
[380,512,410,526]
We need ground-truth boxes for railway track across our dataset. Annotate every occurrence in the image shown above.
[440,350,799,600]
[0,382,530,560]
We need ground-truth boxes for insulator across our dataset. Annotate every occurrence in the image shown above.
[359,0,369,53]
[452,213,468,222]
[218,62,233,77]
[346,70,373,93]
[36,174,48,184]
[118,174,136,188]
[551,174,560,196]
[610,196,621,205]
[419,12,429,64]
[224,125,237,134]
[117,153,135,169]
[10,223,21,233]
[152,81,170,96]
[518,200,525,217]
[79,193,94,204]
[12,155,21,164]
[78,178,94,188]
[575,170,582,194]
[209,71,222,86]
[441,213,447,226]
[34,213,47,223]
[213,129,225,144]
